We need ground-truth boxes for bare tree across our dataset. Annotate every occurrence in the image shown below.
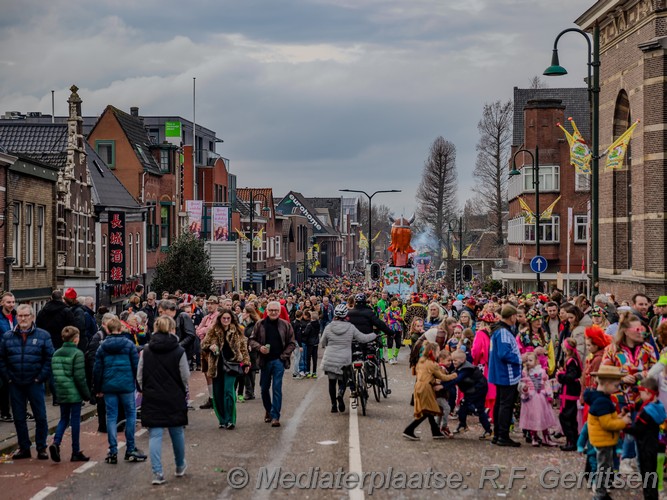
[416,137,458,267]
[529,75,548,89]
[358,200,392,261]
[473,100,512,252]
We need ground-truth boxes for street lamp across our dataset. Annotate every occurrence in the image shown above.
[447,217,463,291]
[339,189,401,266]
[510,147,541,292]
[544,24,600,296]
[245,190,270,293]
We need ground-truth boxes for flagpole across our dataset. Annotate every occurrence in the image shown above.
[567,207,572,297]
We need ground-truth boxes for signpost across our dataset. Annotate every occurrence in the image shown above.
[529,255,547,293]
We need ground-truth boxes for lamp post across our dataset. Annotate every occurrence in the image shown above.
[510,147,541,292]
[544,24,600,296]
[447,217,463,291]
[246,190,270,293]
[339,189,401,266]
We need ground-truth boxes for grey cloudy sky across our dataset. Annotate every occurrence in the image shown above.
[0,0,591,215]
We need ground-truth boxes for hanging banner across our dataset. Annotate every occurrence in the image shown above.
[211,206,229,241]
[165,121,182,146]
[108,211,126,284]
[518,196,536,224]
[186,200,203,237]
[382,266,418,301]
[557,118,592,175]
[605,120,639,170]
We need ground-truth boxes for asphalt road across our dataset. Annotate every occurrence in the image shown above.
[3,348,650,500]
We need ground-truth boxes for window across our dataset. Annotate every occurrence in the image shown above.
[25,204,33,266]
[575,215,588,243]
[128,232,134,276]
[523,166,560,192]
[12,202,21,266]
[160,205,170,248]
[37,206,45,265]
[102,234,107,281]
[135,144,149,163]
[136,232,141,274]
[275,236,281,258]
[83,216,89,269]
[95,140,115,168]
[159,150,171,173]
[507,216,560,244]
[148,128,159,144]
[74,214,80,267]
[575,172,591,192]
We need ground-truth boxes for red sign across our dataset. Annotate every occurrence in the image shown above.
[108,211,125,284]
[111,279,140,299]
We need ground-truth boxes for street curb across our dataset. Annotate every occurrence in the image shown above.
[0,405,99,456]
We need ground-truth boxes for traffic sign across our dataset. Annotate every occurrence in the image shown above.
[530,256,547,273]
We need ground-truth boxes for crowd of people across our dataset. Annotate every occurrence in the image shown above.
[1,278,667,497]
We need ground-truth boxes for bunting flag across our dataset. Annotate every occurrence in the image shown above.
[557,117,592,174]
[312,243,320,253]
[540,195,562,221]
[371,231,381,243]
[605,120,639,170]
[359,231,369,250]
[462,244,473,257]
[234,228,249,241]
[310,260,320,273]
[252,228,264,249]
[442,247,448,259]
[518,196,536,224]
[452,243,459,259]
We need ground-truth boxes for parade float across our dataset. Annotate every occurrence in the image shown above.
[382,215,418,300]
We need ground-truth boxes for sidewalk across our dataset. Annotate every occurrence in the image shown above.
[0,392,99,456]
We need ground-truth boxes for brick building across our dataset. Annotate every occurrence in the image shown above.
[496,91,591,294]
[576,0,667,299]
[0,148,16,293]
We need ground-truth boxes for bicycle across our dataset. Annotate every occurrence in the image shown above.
[350,345,369,416]
[363,338,391,401]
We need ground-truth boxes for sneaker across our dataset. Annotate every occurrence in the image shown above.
[71,451,90,462]
[559,443,577,452]
[49,443,61,463]
[442,427,453,439]
[37,449,49,460]
[26,412,34,421]
[312,373,318,379]
[175,462,187,477]
[305,373,312,378]
[298,371,306,378]
[105,453,117,464]
[532,438,541,447]
[0,414,12,422]
[152,473,166,485]
[292,373,299,378]
[125,448,147,462]
[199,398,213,409]
[271,419,281,427]
[12,448,31,460]
[402,432,420,441]
[432,432,446,440]
[237,395,245,403]
[331,404,338,413]
[264,412,272,423]
[478,431,493,441]
[496,438,521,448]
[453,426,468,434]
[337,394,345,413]
[226,423,235,430]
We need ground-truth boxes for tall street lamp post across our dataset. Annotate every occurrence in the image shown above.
[510,147,541,292]
[339,189,401,266]
[544,24,600,296]
[246,190,270,293]
[447,217,463,291]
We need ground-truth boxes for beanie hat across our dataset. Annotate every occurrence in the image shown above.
[585,325,611,349]
[64,288,77,300]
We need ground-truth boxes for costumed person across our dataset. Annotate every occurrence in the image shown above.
[582,325,611,421]
[402,342,456,440]
[449,350,493,440]
[384,297,404,365]
[518,352,560,447]
[403,294,427,342]
[557,337,582,451]
[516,308,549,372]
[472,312,497,421]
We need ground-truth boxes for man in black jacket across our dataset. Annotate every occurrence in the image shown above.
[346,294,393,336]
[142,292,158,333]
[158,300,196,367]
[36,290,76,351]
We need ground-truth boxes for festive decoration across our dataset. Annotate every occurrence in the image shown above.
[540,195,561,221]
[557,118,592,175]
[387,215,415,268]
[518,196,536,224]
[605,120,639,170]
[252,227,264,249]
[234,228,249,241]
[462,244,472,257]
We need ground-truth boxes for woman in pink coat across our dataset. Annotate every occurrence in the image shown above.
[471,312,498,421]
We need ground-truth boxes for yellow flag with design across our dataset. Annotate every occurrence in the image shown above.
[462,244,473,257]
[605,120,639,170]
[540,196,561,220]
[518,196,535,224]
[557,117,592,174]
[452,243,459,259]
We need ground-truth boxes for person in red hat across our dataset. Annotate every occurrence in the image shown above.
[582,325,612,422]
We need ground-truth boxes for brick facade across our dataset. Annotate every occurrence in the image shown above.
[577,0,667,300]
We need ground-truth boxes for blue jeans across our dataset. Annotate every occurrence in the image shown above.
[104,392,136,454]
[9,383,48,451]
[260,359,285,420]
[149,427,185,475]
[292,347,302,376]
[54,402,83,452]
[299,346,307,373]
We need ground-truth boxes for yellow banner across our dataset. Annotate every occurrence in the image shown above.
[540,195,561,220]
[462,244,472,257]
[605,120,639,170]
[557,118,592,174]
[452,243,459,259]
[234,228,248,241]
[359,231,368,250]
[518,196,536,224]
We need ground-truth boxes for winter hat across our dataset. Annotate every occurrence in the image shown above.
[585,325,611,349]
[500,304,518,319]
[656,296,667,307]
[64,288,77,300]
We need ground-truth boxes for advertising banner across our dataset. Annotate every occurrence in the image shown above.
[186,200,203,238]
[165,121,182,146]
[382,266,418,300]
[212,206,229,241]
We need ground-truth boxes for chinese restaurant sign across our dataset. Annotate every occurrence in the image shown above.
[108,211,126,284]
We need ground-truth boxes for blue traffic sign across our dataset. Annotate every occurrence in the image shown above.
[530,255,547,273]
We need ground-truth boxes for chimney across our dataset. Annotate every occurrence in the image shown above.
[130,106,139,117]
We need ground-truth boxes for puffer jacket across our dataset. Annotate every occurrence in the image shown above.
[52,342,90,403]
[347,304,392,335]
[93,334,139,394]
[0,309,16,336]
[0,325,54,385]
[320,320,376,376]
[584,388,628,447]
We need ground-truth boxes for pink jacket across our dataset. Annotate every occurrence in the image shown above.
[196,312,219,340]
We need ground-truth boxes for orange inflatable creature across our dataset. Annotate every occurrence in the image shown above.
[387,215,415,268]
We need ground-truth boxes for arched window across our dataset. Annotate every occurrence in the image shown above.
[101,234,107,281]
[612,90,632,270]
[136,232,141,275]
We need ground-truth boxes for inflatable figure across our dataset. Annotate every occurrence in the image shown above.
[387,215,415,268]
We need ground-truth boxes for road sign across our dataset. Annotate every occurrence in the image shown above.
[530,255,547,274]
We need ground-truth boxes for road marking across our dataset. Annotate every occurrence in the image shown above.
[30,486,58,500]
[348,401,364,500]
[136,428,147,437]
[73,461,97,474]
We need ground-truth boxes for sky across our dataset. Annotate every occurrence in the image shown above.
[0,0,591,216]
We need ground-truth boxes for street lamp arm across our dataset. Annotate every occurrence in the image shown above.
[552,27,593,87]
[512,148,535,170]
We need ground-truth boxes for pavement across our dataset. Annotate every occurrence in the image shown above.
[0,349,654,500]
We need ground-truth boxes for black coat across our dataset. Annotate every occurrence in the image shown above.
[36,300,75,350]
[175,311,196,359]
[347,305,392,336]
[140,333,188,428]
[302,320,321,347]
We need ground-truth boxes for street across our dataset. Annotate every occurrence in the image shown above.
[2,349,647,500]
